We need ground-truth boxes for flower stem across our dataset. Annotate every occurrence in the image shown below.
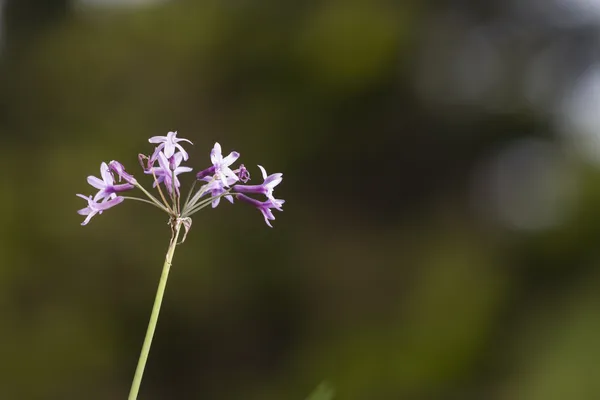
[134,183,171,214]
[128,222,182,400]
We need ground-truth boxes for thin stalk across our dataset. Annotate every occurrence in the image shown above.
[183,177,216,215]
[182,191,234,217]
[128,222,182,400]
[121,196,170,211]
[151,169,173,213]
[182,179,197,211]
[171,169,180,214]
[134,184,171,214]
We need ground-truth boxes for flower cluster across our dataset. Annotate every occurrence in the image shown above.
[77,132,284,230]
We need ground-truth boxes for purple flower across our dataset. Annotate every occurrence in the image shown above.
[147,151,192,194]
[233,165,282,201]
[87,162,134,201]
[76,194,125,225]
[196,142,240,187]
[200,176,236,208]
[108,160,137,185]
[237,194,284,228]
[149,131,193,161]
[237,164,251,183]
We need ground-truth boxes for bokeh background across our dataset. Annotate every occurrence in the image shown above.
[2,0,600,399]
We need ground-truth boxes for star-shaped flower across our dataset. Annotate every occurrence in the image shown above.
[196,142,240,187]
[149,131,193,161]
[76,194,124,225]
[87,162,134,201]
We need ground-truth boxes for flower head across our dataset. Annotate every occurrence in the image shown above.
[149,131,193,161]
[78,133,285,231]
[76,194,124,225]
[87,162,134,201]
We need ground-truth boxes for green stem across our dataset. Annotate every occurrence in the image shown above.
[121,196,169,211]
[134,183,171,214]
[128,222,182,400]
[182,191,233,217]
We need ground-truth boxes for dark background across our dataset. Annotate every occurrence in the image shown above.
[2,0,600,399]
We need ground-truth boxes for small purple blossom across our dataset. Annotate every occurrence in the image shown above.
[87,162,134,201]
[233,165,282,201]
[149,131,193,161]
[109,160,137,185]
[147,151,192,194]
[237,194,284,228]
[196,142,240,187]
[237,164,250,183]
[76,194,125,225]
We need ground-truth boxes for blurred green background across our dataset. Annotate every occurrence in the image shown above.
[2,0,600,399]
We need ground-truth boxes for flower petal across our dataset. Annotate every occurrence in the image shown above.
[175,166,193,174]
[81,212,96,225]
[220,166,239,185]
[258,165,268,180]
[77,207,91,215]
[222,151,240,167]
[264,172,282,186]
[261,208,274,227]
[100,162,113,184]
[210,142,222,164]
[87,176,105,190]
[93,191,106,202]
[157,152,170,171]
[163,141,175,158]
[96,196,125,211]
[175,143,189,160]
[148,135,166,143]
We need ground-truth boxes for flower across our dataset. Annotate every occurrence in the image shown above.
[147,151,192,194]
[237,194,284,227]
[200,176,236,208]
[237,164,251,183]
[87,162,134,201]
[76,194,125,225]
[196,142,240,187]
[108,160,137,185]
[149,131,193,161]
[233,165,282,201]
